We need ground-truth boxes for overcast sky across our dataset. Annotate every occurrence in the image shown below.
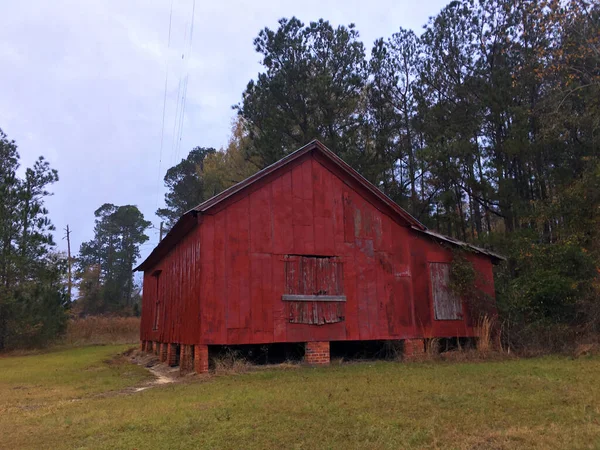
[0,0,448,263]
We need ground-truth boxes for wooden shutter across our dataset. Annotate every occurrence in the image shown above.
[283,256,345,325]
[430,262,463,320]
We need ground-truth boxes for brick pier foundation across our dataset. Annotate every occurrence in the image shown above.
[166,343,178,367]
[179,344,194,374]
[403,339,425,359]
[194,344,209,374]
[159,343,168,363]
[305,341,330,365]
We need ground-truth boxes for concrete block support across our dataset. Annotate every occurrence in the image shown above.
[153,341,159,355]
[194,344,209,374]
[166,343,178,367]
[180,344,194,374]
[403,339,425,359]
[305,341,330,365]
[140,341,145,352]
[159,343,168,363]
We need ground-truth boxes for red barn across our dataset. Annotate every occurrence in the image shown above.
[136,140,502,372]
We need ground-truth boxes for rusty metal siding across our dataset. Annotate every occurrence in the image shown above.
[140,149,497,345]
[429,262,463,320]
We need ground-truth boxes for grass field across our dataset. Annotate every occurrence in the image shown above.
[1,346,599,449]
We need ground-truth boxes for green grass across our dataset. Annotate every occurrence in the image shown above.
[1,347,599,449]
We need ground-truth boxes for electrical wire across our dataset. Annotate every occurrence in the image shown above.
[173,0,196,164]
[155,0,175,209]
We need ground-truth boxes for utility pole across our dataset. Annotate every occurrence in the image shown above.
[63,225,73,300]
[159,221,164,241]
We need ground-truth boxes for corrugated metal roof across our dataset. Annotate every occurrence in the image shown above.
[411,227,506,262]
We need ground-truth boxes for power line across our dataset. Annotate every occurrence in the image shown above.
[173,0,196,164]
[155,0,175,209]
[63,225,73,300]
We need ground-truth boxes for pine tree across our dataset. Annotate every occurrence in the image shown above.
[78,204,150,315]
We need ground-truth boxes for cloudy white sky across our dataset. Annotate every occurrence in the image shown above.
[0,0,448,263]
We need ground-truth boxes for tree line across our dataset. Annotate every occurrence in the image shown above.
[161,0,600,347]
[0,0,598,349]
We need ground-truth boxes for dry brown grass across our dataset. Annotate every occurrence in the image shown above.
[425,337,440,356]
[211,349,253,375]
[63,316,140,346]
[475,315,494,353]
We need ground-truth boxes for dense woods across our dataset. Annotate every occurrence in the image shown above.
[0,129,68,349]
[161,0,600,348]
[0,0,598,349]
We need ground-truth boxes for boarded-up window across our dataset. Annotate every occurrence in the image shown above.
[283,256,345,325]
[430,262,463,320]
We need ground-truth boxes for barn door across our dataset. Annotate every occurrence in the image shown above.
[429,262,463,320]
[283,256,345,325]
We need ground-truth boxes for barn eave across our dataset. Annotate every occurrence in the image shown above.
[411,226,506,263]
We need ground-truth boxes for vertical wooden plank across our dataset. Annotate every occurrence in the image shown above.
[301,257,316,295]
[365,253,378,340]
[291,164,306,254]
[302,159,315,254]
[250,253,272,340]
[320,162,336,256]
[335,260,344,296]
[312,159,326,253]
[212,211,227,343]
[345,249,360,340]
[249,185,273,254]
[272,171,294,254]
[331,175,346,253]
[250,253,262,337]
[226,203,241,330]
[238,198,251,330]
[195,229,202,342]
[343,191,354,243]
[261,255,274,340]
[272,256,287,342]
[411,246,432,333]
[395,276,414,327]
[381,216,393,254]
[285,256,299,294]
[373,214,383,251]
[311,159,336,255]
[200,217,215,342]
[384,269,398,336]
[376,260,389,339]
[315,257,323,294]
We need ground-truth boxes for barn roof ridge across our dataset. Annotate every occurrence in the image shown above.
[135,140,503,272]
[187,139,426,228]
